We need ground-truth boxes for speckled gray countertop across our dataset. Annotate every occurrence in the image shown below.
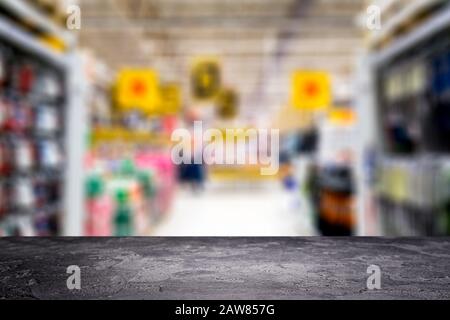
[0,237,449,299]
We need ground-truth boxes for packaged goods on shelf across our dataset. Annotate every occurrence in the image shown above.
[363,4,450,235]
[0,30,67,236]
[84,140,175,236]
[376,157,449,235]
[134,150,175,217]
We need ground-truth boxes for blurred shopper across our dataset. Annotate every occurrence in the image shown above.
[177,108,206,193]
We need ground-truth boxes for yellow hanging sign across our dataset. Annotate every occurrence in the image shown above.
[216,89,238,119]
[158,83,181,115]
[291,71,331,110]
[191,57,221,101]
[116,69,160,113]
[328,108,356,125]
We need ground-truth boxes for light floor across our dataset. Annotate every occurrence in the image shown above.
[152,181,316,236]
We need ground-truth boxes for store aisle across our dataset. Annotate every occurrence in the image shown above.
[152,182,315,236]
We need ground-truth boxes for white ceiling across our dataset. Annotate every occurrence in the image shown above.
[78,0,366,118]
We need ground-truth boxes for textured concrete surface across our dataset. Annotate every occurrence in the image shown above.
[0,237,449,300]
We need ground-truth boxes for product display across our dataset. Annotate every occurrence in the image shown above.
[317,165,355,236]
[0,12,66,236]
[84,139,175,235]
[368,1,450,235]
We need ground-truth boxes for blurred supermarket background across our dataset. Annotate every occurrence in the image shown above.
[1,0,450,236]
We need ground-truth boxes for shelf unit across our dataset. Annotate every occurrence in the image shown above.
[0,0,74,47]
[360,2,450,236]
[0,1,85,235]
[368,0,446,49]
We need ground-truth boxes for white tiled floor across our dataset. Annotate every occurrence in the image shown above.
[152,181,316,236]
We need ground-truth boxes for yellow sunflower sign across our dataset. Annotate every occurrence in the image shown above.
[116,69,160,113]
[291,71,331,110]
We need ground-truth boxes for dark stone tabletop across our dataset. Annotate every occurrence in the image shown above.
[0,237,449,299]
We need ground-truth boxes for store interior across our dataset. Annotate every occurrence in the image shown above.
[1,0,450,236]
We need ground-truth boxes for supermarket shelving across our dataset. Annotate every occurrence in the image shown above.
[0,14,66,68]
[0,1,86,235]
[0,0,74,47]
[372,3,450,66]
[359,1,450,236]
[368,0,446,50]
